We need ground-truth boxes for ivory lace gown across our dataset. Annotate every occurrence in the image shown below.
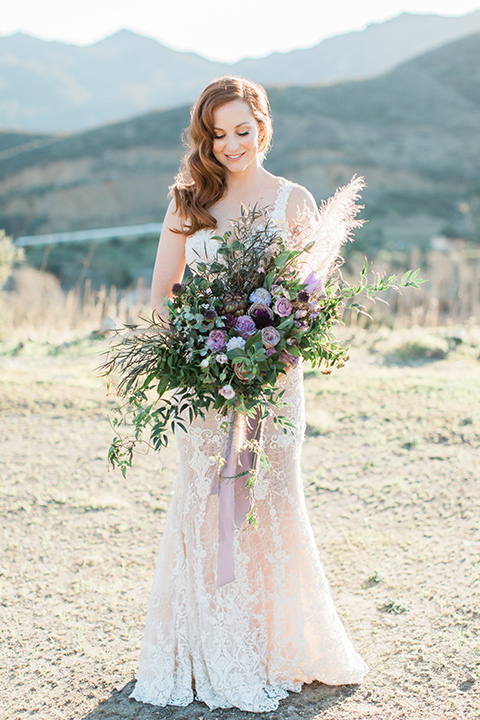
[129,179,369,713]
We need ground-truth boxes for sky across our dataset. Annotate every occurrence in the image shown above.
[1,0,480,62]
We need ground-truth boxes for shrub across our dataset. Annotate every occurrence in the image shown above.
[0,229,23,289]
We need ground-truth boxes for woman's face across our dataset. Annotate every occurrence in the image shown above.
[212,99,263,174]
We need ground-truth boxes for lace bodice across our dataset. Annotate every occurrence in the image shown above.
[185,177,294,270]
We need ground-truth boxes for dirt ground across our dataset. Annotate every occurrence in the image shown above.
[1,328,479,720]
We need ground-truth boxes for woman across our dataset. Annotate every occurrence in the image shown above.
[129,76,369,713]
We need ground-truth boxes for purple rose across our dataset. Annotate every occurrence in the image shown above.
[234,314,257,338]
[265,346,276,358]
[261,326,281,348]
[304,271,326,299]
[280,350,300,367]
[274,297,292,317]
[205,330,226,352]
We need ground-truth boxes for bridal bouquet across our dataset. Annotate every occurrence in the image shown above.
[101,177,423,502]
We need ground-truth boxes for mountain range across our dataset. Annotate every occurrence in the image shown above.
[1,10,480,132]
[1,30,479,252]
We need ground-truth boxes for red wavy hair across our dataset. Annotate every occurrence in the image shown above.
[171,76,273,236]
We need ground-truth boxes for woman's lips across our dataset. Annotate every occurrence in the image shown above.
[225,152,245,161]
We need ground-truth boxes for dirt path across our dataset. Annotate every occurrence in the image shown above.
[1,331,479,720]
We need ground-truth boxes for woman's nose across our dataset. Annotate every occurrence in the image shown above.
[226,135,240,151]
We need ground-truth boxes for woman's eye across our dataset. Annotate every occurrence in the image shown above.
[238,131,249,136]
[214,135,225,140]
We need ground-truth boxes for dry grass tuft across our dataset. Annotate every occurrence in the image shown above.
[1,245,479,344]
[2,266,150,342]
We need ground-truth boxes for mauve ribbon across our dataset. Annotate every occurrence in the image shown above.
[210,408,263,588]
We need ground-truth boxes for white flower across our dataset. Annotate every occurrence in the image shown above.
[249,287,272,306]
[226,336,246,352]
[216,353,228,364]
[200,358,210,368]
[219,384,235,400]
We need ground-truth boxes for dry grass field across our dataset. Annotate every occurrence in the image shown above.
[1,327,479,720]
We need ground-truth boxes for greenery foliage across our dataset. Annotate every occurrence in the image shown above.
[100,208,424,484]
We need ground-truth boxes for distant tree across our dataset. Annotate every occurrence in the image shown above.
[0,229,23,289]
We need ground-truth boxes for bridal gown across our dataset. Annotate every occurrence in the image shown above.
[129,178,369,713]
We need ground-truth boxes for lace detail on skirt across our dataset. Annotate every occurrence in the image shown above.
[129,365,369,712]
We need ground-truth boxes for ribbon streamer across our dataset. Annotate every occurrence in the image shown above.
[210,408,263,588]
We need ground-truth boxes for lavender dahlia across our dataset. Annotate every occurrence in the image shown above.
[235,315,257,338]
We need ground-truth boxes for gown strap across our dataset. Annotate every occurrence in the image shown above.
[270,178,295,223]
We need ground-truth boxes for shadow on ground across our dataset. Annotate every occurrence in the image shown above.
[82,679,360,719]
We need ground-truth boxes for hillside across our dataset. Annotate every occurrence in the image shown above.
[236,10,480,85]
[1,32,479,253]
[1,10,480,131]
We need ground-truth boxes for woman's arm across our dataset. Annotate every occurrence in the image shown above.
[151,198,187,321]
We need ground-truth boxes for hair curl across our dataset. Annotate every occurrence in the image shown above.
[171,76,273,236]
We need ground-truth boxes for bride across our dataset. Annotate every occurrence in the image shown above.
[129,75,369,713]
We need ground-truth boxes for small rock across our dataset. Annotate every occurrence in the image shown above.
[465,671,476,682]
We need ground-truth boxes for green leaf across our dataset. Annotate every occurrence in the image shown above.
[264,271,276,291]
[227,348,246,360]
[244,333,261,351]
[274,251,292,268]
